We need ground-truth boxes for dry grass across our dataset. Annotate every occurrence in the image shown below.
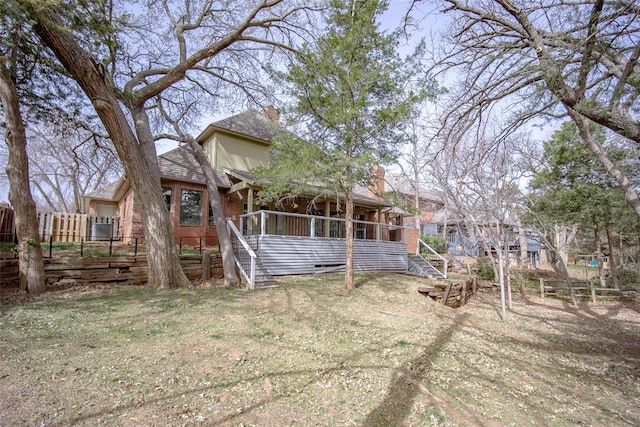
[1,273,639,426]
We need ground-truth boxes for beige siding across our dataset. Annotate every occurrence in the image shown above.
[214,133,270,172]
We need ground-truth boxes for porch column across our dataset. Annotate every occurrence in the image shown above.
[260,210,266,236]
[247,187,254,235]
[323,199,331,238]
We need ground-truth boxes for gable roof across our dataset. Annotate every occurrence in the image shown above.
[158,146,231,188]
[385,173,444,204]
[198,109,280,144]
[83,179,123,201]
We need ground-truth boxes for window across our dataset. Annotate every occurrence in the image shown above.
[208,204,215,227]
[180,189,202,225]
[162,187,172,213]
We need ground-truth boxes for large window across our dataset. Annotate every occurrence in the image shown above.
[180,189,202,225]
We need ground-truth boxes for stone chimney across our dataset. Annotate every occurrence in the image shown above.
[263,105,280,123]
[368,165,386,200]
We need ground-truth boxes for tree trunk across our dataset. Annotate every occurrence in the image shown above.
[187,137,239,285]
[556,253,578,307]
[0,70,46,294]
[504,232,512,310]
[344,187,355,291]
[605,221,620,289]
[515,216,529,269]
[32,10,190,289]
[594,222,607,288]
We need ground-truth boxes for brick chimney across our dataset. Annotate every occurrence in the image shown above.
[263,106,280,123]
[368,165,386,200]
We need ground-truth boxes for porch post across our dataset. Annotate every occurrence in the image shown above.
[310,217,315,238]
[260,210,266,236]
[247,188,254,234]
[377,223,381,241]
[323,199,331,238]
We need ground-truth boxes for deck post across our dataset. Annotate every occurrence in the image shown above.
[324,200,331,237]
[260,211,266,236]
[247,188,254,235]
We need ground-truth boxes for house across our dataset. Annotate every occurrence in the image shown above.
[83,108,448,285]
[83,108,401,246]
[381,171,445,236]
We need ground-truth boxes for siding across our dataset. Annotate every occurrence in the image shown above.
[215,133,270,171]
[254,235,408,276]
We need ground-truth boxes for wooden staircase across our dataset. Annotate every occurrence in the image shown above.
[408,254,446,279]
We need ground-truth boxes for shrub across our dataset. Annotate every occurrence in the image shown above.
[477,257,495,281]
[420,235,447,254]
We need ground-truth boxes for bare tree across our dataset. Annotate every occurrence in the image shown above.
[431,126,530,320]
[20,0,322,289]
[434,0,640,216]
[157,100,240,286]
[27,122,120,212]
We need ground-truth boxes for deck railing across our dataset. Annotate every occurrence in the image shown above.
[238,210,405,243]
[417,239,448,279]
[227,219,257,288]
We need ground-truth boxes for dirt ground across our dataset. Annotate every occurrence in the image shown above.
[1,273,639,426]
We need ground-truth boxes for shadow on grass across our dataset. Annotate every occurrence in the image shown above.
[360,312,486,426]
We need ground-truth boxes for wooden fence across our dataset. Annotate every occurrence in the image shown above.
[0,253,223,286]
[538,278,638,302]
[0,204,15,242]
[0,209,120,243]
[36,212,120,242]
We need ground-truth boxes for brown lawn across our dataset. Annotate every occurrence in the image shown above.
[1,273,639,426]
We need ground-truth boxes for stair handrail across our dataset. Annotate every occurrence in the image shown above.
[226,219,257,289]
[417,239,448,279]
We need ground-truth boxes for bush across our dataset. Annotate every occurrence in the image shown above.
[477,257,495,281]
[420,235,447,254]
[616,265,640,289]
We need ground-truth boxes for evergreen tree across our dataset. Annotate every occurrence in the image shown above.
[261,0,436,290]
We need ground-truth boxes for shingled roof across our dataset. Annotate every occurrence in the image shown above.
[203,109,280,143]
[83,179,123,201]
[158,146,231,188]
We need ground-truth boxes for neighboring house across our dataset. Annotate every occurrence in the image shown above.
[83,108,399,247]
[359,169,445,236]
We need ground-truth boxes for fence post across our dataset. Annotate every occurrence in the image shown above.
[539,278,544,298]
[80,237,84,257]
[202,252,211,281]
[199,237,202,254]
[590,281,596,303]
[109,237,113,256]
[49,235,53,258]
[179,237,183,255]
[134,238,138,257]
